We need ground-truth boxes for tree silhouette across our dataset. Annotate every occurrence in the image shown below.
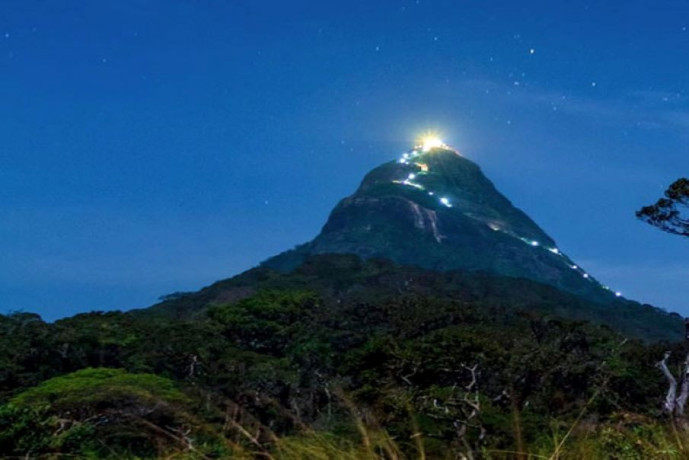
[637,178,689,237]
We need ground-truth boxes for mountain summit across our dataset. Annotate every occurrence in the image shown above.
[264,143,616,301]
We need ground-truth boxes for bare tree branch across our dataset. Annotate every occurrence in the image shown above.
[676,351,689,415]
[657,351,677,415]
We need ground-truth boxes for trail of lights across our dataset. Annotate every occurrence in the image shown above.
[393,179,425,191]
[515,236,603,285]
[394,148,454,208]
[389,145,623,298]
[515,231,625,297]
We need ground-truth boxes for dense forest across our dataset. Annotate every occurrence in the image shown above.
[1,255,687,458]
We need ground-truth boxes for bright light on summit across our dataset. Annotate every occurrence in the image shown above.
[422,136,445,152]
[417,131,447,152]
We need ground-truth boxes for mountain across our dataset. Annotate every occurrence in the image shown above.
[133,141,682,341]
[263,143,616,302]
[141,253,682,342]
[3,144,686,459]
[3,253,684,458]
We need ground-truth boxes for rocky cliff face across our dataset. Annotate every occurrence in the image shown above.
[263,145,616,301]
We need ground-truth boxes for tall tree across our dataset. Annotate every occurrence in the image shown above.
[637,178,689,237]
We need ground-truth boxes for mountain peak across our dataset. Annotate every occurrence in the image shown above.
[264,144,618,301]
[358,145,555,244]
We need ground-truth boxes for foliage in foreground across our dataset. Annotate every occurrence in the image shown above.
[0,255,685,458]
[0,368,227,458]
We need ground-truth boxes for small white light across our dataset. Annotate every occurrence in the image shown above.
[548,247,559,254]
[408,173,416,180]
[428,192,434,196]
[583,273,589,279]
[440,197,452,207]
[615,292,622,297]
[571,265,578,270]
[530,241,539,247]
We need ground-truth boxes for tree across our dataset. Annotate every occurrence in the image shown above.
[637,178,689,237]
[0,368,225,458]
[637,179,689,424]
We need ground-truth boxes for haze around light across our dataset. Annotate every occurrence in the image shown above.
[417,131,447,151]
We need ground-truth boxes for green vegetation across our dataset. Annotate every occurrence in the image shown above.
[145,254,682,342]
[0,368,226,458]
[0,255,686,458]
[637,177,689,237]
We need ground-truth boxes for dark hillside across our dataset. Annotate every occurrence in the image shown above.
[138,254,682,343]
[264,147,618,303]
[1,267,683,458]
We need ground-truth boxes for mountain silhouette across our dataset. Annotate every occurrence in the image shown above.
[263,144,615,301]
[138,142,681,341]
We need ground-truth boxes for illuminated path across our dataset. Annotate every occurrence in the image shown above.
[392,139,623,298]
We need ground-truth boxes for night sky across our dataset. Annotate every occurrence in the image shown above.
[2,1,688,321]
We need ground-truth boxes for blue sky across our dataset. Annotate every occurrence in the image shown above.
[1,0,688,320]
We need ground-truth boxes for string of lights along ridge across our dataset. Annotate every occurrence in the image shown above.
[393,133,623,298]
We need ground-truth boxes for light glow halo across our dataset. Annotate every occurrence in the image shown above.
[416,131,446,152]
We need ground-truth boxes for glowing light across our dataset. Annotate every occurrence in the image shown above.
[395,179,425,191]
[530,241,540,247]
[440,197,452,207]
[615,292,622,297]
[571,265,578,270]
[488,223,501,231]
[408,173,416,180]
[417,131,446,152]
[547,247,560,254]
[422,137,445,151]
[583,273,589,279]
[428,192,434,196]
